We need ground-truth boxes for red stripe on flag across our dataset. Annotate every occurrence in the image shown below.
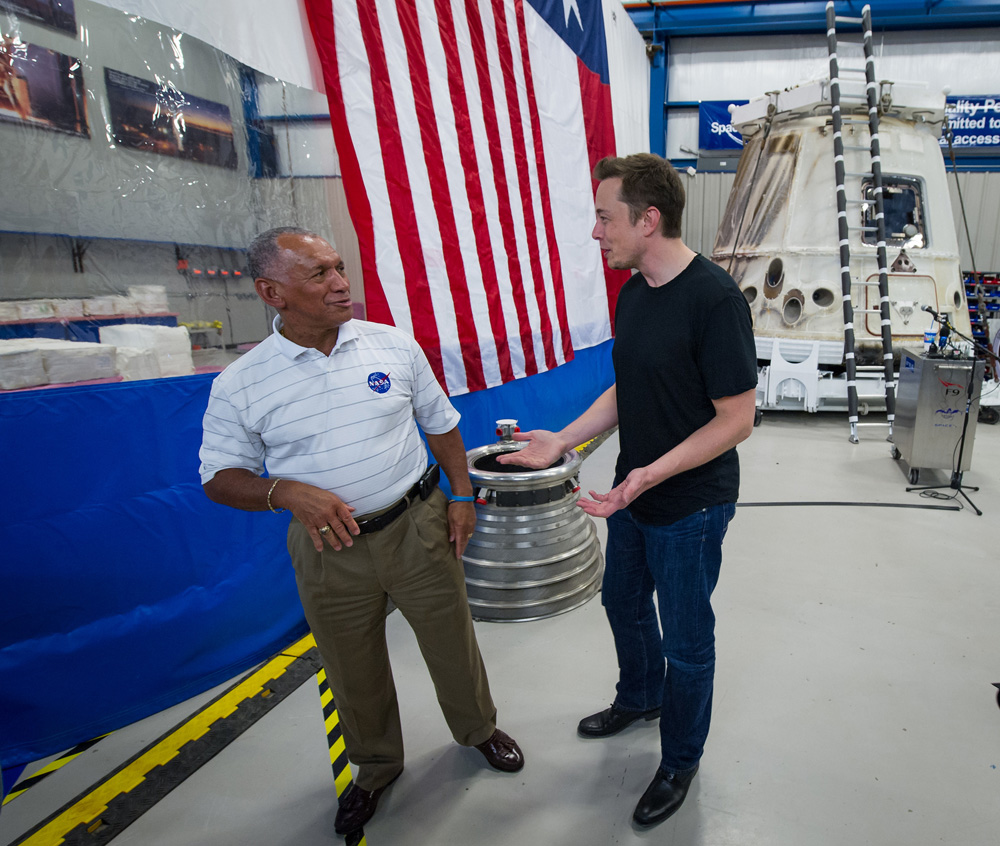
[463,0,538,377]
[513,0,574,365]
[302,0,393,327]
[489,0,557,372]
[393,0,486,393]
[576,60,630,333]
[354,1,448,388]
[433,0,515,385]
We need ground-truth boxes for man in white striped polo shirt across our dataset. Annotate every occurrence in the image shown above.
[199,227,523,836]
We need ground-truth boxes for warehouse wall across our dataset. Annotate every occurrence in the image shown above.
[664,28,1000,159]
[0,0,345,346]
[678,161,1000,276]
[661,26,1000,272]
[947,171,1000,271]
[6,1,998,346]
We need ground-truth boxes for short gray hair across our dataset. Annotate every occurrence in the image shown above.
[246,226,320,280]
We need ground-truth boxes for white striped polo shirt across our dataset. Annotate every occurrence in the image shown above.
[199,316,460,515]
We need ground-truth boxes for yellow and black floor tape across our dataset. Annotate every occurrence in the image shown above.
[318,669,367,846]
[318,668,352,800]
[575,426,617,460]
[9,633,362,846]
[2,734,111,807]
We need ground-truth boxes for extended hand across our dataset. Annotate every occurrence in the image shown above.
[447,501,477,559]
[577,468,651,518]
[495,430,565,469]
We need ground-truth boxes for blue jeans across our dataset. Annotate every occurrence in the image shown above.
[602,502,736,773]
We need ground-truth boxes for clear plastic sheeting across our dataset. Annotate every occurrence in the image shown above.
[0,0,347,378]
[89,0,325,93]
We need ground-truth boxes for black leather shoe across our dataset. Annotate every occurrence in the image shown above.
[334,771,401,835]
[632,764,699,827]
[474,728,524,772]
[577,704,660,738]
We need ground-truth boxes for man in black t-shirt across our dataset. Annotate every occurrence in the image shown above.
[500,153,757,827]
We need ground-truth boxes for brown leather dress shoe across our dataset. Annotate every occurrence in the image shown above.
[473,728,524,772]
[334,771,401,835]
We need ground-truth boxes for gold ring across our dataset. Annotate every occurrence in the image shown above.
[319,525,331,535]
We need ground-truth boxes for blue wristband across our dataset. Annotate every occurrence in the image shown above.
[448,495,476,502]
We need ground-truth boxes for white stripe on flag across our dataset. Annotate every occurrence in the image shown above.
[379,0,469,393]
[315,0,615,394]
[478,0,539,378]
[523,5,610,351]
[499,0,557,372]
[508,1,566,369]
[418,0,503,388]
[335,0,413,338]
[449,0,527,379]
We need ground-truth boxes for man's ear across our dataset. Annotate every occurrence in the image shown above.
[641,206,661,236]
[255,277,284,309]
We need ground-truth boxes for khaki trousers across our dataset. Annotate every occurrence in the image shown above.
[287,487,497,790]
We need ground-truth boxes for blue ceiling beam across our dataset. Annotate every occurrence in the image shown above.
[624,1,1000,39]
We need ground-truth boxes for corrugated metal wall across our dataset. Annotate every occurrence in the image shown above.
[663,29,1000,160]
[947,172,1000,272]
[683,171,1000,274]
[658,22,1000,274]
[681,172,735,257]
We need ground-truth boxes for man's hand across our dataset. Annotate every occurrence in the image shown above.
[203,470,360,552]
[447,501,477,559]
[278,480,360,552]
[577,467,652,518]
[495,430,566,469]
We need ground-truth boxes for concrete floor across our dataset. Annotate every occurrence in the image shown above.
[3,408,999,846]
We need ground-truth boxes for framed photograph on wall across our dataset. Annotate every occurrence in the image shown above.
[0,38,89,137]
[105,68,239,170]
[0,1,77,35]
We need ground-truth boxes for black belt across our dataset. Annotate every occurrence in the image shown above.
[355,465,439,535]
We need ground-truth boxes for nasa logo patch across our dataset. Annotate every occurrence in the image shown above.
[368,371,391,394]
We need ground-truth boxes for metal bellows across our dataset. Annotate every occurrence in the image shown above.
[462,433,604,622]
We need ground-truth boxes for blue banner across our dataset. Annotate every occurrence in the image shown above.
[698,100,748,151]
[943,96,1000,150]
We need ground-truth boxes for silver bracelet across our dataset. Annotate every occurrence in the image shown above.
[267,478,287,514]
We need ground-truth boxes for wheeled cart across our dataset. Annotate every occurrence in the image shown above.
[892,348,985,484]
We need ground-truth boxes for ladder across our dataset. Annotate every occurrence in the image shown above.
[825,1,896,444]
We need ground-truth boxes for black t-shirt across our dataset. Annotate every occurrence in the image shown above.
[612,254,758,525]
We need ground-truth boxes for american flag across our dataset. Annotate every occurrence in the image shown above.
[303,0,627,396]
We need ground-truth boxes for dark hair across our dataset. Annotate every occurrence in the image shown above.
[246,226,319,280]
[592,153,685,238]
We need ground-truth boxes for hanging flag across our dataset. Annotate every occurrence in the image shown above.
[303,0,625,396]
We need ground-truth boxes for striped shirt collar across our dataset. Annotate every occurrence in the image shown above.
[271,314,359,359]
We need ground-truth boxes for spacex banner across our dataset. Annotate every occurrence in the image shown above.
[698,100,747,152]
